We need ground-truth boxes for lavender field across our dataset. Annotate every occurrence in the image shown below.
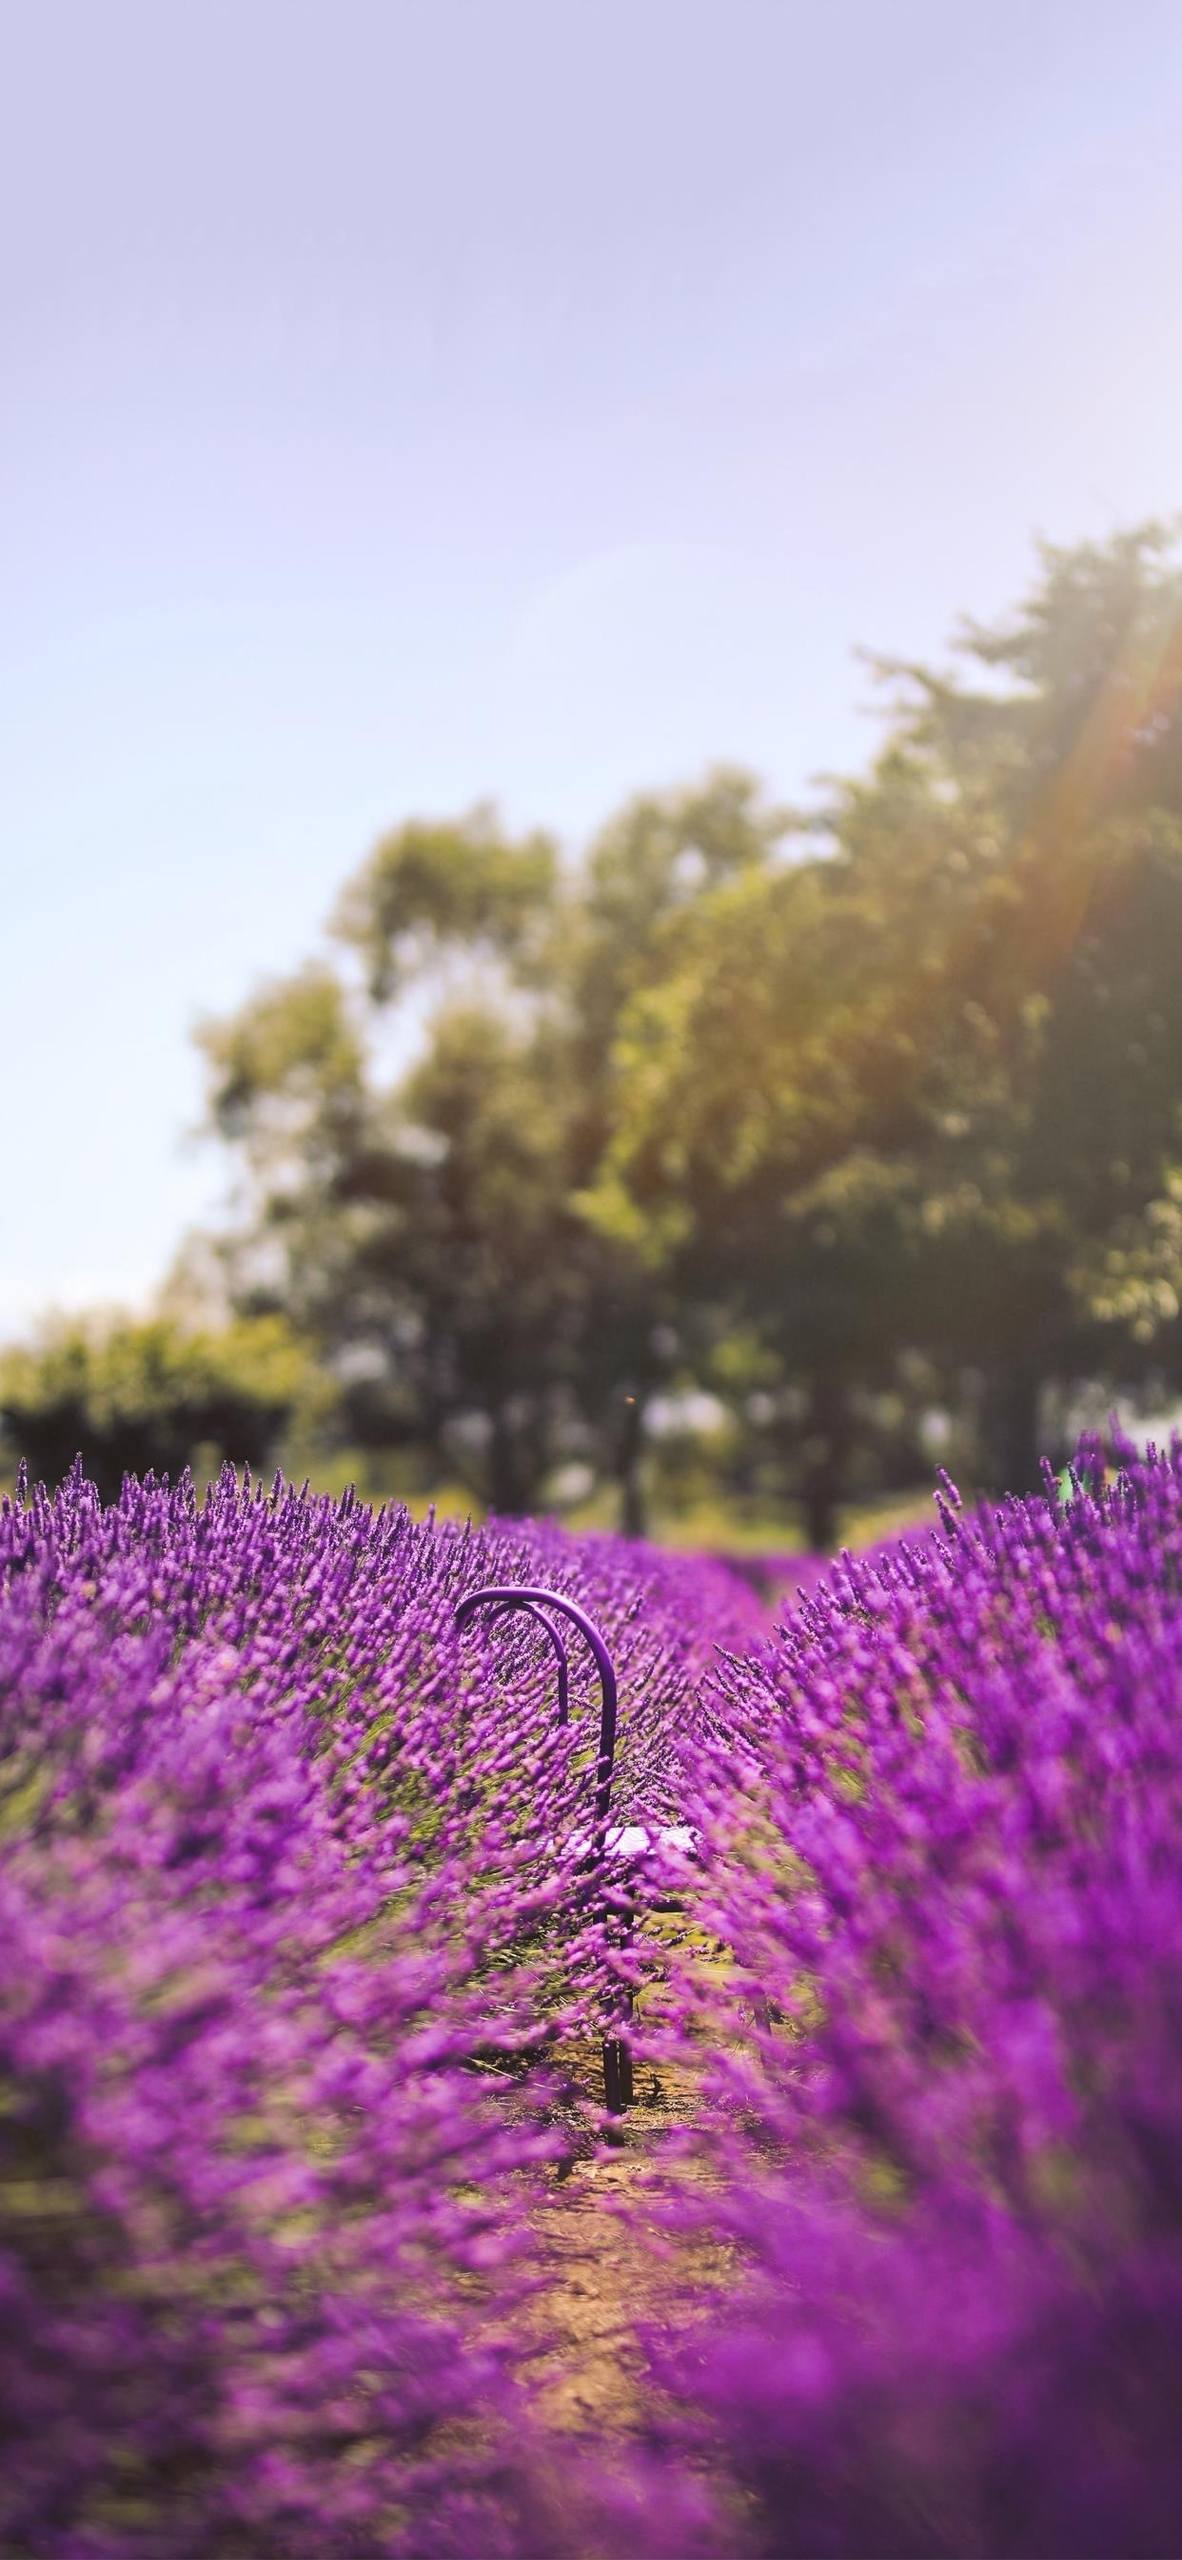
[3,1443,1182,2557]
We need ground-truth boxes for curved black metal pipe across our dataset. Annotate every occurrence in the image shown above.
[453,1583,619,1824]
[481,1596,571,1726]
[454,1582,631,2107]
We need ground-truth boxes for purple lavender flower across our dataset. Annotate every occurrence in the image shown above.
[645,1445,1182,2556]
[0,1459,757,2553]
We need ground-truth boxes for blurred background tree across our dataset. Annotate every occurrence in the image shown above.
[587,522,1182,1532]
[7,524,1181,1545]
[195,776,793,1530]
[0,1314,309,1503]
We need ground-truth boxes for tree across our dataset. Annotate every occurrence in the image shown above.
[864,523,1182,1483]
[331,805,559,1002]
[312,1003,594,1516]
[194,528,1182,1539]
[587,526,1182,1517]
[0,1314,308,1501]
[197,776,793,1527]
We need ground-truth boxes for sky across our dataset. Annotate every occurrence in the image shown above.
[4,0,1182,1334]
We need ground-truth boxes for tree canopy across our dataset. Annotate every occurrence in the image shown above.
[189,523,1182,1541]
[0,1314,308,1502]
[585,523,1182,1527]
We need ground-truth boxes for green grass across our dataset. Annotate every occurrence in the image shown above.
[283,1452,939,1560]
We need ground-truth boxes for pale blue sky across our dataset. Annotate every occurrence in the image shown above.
[4,0,1182,1332]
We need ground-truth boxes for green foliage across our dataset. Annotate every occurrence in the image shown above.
[331,806,558,1001]
[192,527,1182,1538]
[0,1314,309,1500]
[195,771,786,1523]
[1078,1171,1182,1345]
[587,523,1182,1507]
[565,766,795,1092]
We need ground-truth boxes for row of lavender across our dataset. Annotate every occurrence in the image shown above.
[4,1444,1182,2553]
[0,1458,756,2557]
[648,1444,1182,2557]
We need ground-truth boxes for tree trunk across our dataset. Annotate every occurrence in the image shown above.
[800,1375,850,1555]
[615,1391,648,1541]
[985,1360,1043,1497]
[802,1468,841,1556]
[486,1407,538,1516]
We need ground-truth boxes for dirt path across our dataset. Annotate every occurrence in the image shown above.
[524,2051,735,2437]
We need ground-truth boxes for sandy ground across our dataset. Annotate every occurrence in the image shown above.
[524,2047,736,2438]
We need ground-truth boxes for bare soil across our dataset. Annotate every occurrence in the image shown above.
[524,2046,736,2438]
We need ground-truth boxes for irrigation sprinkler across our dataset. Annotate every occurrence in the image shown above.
[454,1583,633,2109]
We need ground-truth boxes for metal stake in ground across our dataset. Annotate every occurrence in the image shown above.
[454,1583,633,2110]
